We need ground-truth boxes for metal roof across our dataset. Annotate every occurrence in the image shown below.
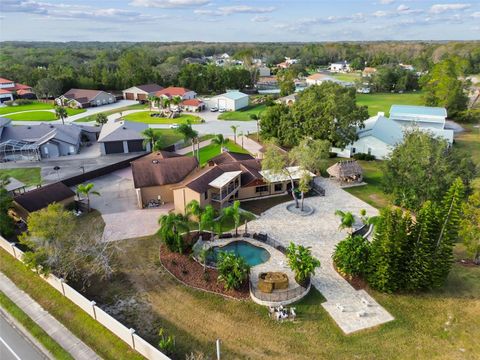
[209,170,242,188]
[390,105,447,118]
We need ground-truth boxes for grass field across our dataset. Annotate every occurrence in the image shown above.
[123,111,202,124]
[0,167,41,186]
[3,107,85,121]
[0,102,54,115]
[152,129,184,147]
[0,291,74,360]
[83,236,480,360]
[357,92,424,116]
[73,104,147,122]
[218,104,266,121]
[187,141,249,165]
[330,72,361,82]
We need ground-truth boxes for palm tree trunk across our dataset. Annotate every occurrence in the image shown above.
[301,193,305,211]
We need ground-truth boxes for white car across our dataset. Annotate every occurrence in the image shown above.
[219,108,226,113]
[210,107,218,112]
[169,124,180,129]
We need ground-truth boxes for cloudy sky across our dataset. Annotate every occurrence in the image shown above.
[0,0,479,42]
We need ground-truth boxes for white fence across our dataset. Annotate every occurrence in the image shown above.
[0,236,170,360]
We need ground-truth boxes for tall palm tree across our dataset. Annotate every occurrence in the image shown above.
[176,122,198,157]
[171,96,182,110]
[230,200,242,236]
[211,134,227,154]
[76,183,100,212]
[238,131,244,149]
[147,95,158,112]
[158,213,190,253]
[186,200,203,232]
[55,106,68,125]
[230,125,239,144]
[199,205,215,238]
[335,210,355,234]
[142,128,159,152]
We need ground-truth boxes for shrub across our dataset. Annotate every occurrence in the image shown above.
[333,235,370,277]
[456,109,480,123]
[14,99,34,105]
[328,152,338,158]
[286,243,321,285]
[216,252,250,290]
[353,153,375,161]
[157,328,175,355]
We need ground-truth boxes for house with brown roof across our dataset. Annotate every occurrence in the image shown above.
[12,182,75,221]
[0,77,34,102]
[56,89,116,109]
[122,84,163,101]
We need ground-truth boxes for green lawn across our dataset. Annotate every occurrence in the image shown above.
[0,167,41,186]
[74,104,147,123]
[357,92,425,116]
[123,111,202,124]
[330,72,361,82]
[187,141,250,165]
[152,129,184,147]
[0,102,54,115]
[0,291,74,360]
[218,104,266,121]
[455,123,480,191]
[5,111,57,121]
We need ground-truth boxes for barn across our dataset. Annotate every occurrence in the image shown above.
[97,121,150,155]
[208,91,249,111]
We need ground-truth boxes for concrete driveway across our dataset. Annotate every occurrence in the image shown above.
[85,167,172,242]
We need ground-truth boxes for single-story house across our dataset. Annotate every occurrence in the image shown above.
[97,120,149,155]
[122,84,163,101]
[276,94,297,106]
[181,99,205,112]
[155,87,197,101]
[329,61,351,73]
[207,91,249,111]
[56,89,116,109]
[0,77,35,102]
[0,119,88,160]
[362,67,377,77]
[258,66,271,77]
[131,150,199,207]
[331,105,454,159]
[131,149,314,214]
[12,182,75,221]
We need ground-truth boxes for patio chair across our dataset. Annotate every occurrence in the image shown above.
[289,307,296,321]
[357,310,367,318]
[361,297,372,307]
[336,303,345,312]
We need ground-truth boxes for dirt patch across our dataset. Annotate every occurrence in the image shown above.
[159,244,250,300]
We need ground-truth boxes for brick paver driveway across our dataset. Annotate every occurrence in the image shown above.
[247,177,394,334]
[86,167,172,242]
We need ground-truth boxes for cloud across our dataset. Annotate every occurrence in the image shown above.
[251,15,270,22]
[429,3,471,14]
[373,10,388,17]
[1,0,162,22]
[129,0,210,8]
[472,11,480,18]
[396,4,423,15]
[194,5,276,17]
[379,0,395,4]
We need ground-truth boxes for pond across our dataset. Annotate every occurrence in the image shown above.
[208,241,271,267]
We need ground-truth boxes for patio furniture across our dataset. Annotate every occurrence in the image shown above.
[258,272,289,293]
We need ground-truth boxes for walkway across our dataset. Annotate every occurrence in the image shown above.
[0,272,101,359]
[175,139,212,155]
[247,178,394,334]
[228,135,263,158]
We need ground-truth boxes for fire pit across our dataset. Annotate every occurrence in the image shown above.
[258,272,289,293]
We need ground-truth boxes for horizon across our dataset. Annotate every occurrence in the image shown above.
[1,0,479,42]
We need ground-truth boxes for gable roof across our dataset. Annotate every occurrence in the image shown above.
[0,123,82,146]
[357,115,404,146]
[327,160,363,178]
[0,77,14,84]
[208,151,255,165]
[62,89,106,104]
[14,182,75,213]
[156,87,192,97]
[182,99,204,106]
[215,91,248,101]
[390,105,447,119]
[307,73,327,81]
[97,121,147,142]
[131,151,198,188]
[136,84,163,93]
[0,89,13,94]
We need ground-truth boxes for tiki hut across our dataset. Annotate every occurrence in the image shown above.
[327,160,363,184]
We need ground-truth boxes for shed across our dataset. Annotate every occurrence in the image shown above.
[327,160,363,184]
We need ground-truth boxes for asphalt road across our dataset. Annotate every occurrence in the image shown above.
[0,314,47,360]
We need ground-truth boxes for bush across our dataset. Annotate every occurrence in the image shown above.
[328,152,338,158]
[286,243,321,285]
[14,99,34,105]
[333,235,370,277]
[456,109,480,123]
[353,153,376,161]
[216,252,250,290]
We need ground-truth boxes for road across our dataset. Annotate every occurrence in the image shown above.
[0,314,47,360]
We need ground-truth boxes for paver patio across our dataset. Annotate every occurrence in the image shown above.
[247,177,394,334]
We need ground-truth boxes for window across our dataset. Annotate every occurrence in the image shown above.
[352,147,356,154]
[204,191,208,199]
[255,185,268,193]
[367,147,372,155]
[274,183,283,192]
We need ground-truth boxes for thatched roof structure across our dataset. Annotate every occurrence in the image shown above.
[327,160,363,182]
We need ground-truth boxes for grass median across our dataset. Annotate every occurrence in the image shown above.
[0,248,145,360]
[0,290,74,360]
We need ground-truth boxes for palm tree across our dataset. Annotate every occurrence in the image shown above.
[238,131,244,149]
[76,183,100,212]
[147,95,158,112]
[158,213,190,253]
[250,114,259,140]
[142,128,160,152]
[55,106,68,125]
[230,125,239,144]
[230,200,241,236]
[186,200,203,232]
[335,210,355,234]
[160,97,170,114]
[211,134,227,154]
[171,96,182,111]
[199,205,216,239]
[176,122,198,157]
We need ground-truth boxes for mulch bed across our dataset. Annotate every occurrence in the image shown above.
[159,244,250,300]
[333,263,367,290]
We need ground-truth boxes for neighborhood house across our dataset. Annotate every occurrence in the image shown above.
[329,61,351,73]
[97,120,149,155]
[122,84,163,101]
[0,77,34,102]
[155,87,197,101]
[56,89,116,108]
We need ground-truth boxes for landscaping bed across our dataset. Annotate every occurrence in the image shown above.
[159,244,250,300]
[123,111,202,124]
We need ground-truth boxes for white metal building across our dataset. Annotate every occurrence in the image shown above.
[207,91,249,111]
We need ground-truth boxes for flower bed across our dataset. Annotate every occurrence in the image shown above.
[159,244,250,300]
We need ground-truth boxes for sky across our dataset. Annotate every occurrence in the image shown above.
[0,0,479,42]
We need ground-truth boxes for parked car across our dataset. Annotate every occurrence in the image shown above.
[210,106,218,112]
[219,108,226,113]
[169,124,180,129]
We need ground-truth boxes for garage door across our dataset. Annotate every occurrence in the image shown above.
[218,98,227,109]
[104,141,124,154]
[137,93,147,101]
[127,140,144,153]
[125,92,135,100]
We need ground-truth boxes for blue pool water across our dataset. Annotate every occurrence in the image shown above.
[209,241,270,267]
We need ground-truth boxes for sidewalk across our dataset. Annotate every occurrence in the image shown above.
[0,272,101,360]
[175,139,212,155]
[228,135,263,158]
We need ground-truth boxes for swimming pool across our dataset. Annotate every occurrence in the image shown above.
[208,241,270,267]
